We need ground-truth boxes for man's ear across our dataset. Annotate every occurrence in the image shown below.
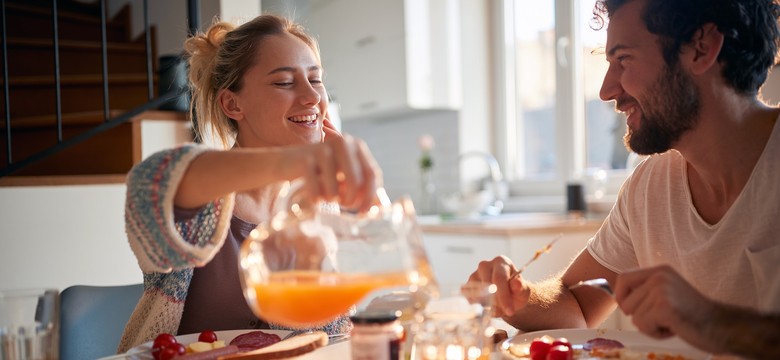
[687,23,724,75]
[217,89,244,121]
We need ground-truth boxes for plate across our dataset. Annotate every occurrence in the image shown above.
[499,328,712,360]
[123,329,292,359]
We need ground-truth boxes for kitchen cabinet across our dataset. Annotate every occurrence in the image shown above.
[422,230,595,293]
[301,0,461,120]
[420,217,626,329]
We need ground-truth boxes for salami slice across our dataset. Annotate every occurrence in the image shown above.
[582,337,625,351]
[228,331,282,352]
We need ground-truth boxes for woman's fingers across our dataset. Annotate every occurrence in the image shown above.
[322,118,342,140]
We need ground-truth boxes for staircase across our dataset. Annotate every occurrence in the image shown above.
[0,0,189,186]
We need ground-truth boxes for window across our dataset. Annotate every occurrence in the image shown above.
[496,0,633,202]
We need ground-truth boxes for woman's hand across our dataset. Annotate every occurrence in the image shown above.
[295,129,383,213]
[322,117,341,141]
[468,255,531,318]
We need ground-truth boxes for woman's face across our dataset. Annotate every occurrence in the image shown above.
[228,32,328,148]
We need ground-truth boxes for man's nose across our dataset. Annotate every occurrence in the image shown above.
[599,64,621,101]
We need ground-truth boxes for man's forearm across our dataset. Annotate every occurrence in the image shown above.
[502,277,589,331]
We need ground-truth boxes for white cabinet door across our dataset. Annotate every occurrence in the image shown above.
[302,0,459,120]
[422,233,508,295]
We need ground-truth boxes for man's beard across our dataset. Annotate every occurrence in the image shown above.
[623,62,700,155]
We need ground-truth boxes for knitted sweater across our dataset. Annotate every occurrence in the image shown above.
[116,144,349,353]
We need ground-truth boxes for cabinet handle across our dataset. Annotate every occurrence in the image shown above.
[445,246,474,254]
[355,35,376,48]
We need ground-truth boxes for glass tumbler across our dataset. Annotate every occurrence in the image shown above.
[412,282,496,360]
[0,289,59,360]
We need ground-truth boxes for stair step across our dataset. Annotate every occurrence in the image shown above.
[1,74,159,118]
[5,2,128,42]
[3,37,152,76]
[0,110,189,182]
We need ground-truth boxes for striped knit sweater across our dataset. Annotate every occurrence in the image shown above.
[116,144,350,353]
[117,144,234,353]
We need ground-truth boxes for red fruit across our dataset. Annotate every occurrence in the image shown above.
[545,345,573,360]
[153,333,177,350]
[529,337,553,360]
[198,330,218,343]
[157,347,178,360]
[152,333,178,360]
[551,337,572,350]
[157,343,186,360]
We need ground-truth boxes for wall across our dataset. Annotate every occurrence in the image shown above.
[0,185,137,291]
[0,119,192,291]
[106,0,258,57]
[343,111,461,210]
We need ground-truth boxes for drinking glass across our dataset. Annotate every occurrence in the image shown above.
[0,288,59,360]
[412,282,496,360]
[238,180,438,328]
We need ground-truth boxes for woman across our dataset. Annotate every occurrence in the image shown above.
[117,14,383,352]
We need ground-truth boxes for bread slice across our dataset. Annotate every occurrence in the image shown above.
[218,331,329,360]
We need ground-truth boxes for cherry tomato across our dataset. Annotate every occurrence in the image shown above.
[529,337,553,360]
[545,344,573,360]
[152,333,178,360]
[551,337,572,350]
[152,333,177,350]
[198,330,218,343]
[157,346,178,360]
[158,343,186,360]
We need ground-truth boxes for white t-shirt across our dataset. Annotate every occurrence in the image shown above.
[588,116,780,312]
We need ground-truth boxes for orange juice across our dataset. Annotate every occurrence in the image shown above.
[248,270,411,327]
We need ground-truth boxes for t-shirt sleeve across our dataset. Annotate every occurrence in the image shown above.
[587,171,640,274]
[124,144,235,273]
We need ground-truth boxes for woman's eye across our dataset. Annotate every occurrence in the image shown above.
[309,79,323,85]
[274,82,293,87]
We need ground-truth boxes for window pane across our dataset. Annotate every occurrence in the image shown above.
[514,2,556,179]
[580,1,629,170]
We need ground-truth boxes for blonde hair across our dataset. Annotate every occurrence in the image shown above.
[184,14,321,149]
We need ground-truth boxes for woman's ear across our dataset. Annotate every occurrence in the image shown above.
[687,23,724,75]
[217,89,244,121]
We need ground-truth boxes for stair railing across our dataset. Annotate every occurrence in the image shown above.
[0,0,201,179]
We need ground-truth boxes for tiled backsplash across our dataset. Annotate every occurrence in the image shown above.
[342,110,461,211]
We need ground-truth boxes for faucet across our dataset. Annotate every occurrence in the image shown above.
[457,151,506,216]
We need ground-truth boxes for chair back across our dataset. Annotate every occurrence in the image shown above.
[60,284,143,360]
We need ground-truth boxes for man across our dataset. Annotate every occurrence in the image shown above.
[469,0,780,358]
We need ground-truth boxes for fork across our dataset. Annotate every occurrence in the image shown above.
[568,278,614,297]
[508,233,563,280]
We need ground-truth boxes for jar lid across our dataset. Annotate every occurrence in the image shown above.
[350,311,400,324]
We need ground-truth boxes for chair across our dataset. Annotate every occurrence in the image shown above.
[60,284,143,360]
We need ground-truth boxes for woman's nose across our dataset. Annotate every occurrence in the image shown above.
[299,83,321,105]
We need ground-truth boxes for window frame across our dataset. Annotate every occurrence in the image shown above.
[491,0,631,210]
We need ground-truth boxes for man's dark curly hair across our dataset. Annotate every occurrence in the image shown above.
[593,0,780,95]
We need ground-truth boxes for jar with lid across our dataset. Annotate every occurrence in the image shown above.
[350,311,405,360]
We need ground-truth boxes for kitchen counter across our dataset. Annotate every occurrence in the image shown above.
[418,212,605,236]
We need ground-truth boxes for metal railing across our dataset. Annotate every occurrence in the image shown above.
[0,0,200,178]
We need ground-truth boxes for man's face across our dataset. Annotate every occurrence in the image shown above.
[623,61,700,155]
[599,0,701,155]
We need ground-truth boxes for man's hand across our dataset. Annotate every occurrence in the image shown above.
[614,265,718,351]
[468,255,531,317]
